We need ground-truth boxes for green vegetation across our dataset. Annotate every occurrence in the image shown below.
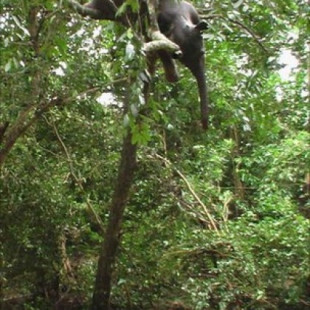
[1,0,309,309]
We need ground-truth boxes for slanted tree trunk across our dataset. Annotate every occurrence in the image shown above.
[91,71,152,308]
[0,7,41,169]
[0,7,62,170]
[68,2,178,308]
[91,129,137,310]
[91,77,152,309]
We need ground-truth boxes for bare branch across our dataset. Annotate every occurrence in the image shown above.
[143,30,181,54]
[204,14,269,53]
[227,17,268,53]
[67,0,125,24]
[68,0,105,19]
[153,153,219,233]
[0,98,60,169]
[50,118,105,234]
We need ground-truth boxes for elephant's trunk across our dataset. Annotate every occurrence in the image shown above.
[191,58,209,130]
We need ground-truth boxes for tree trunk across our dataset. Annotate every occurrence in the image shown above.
[0,7,42,170]
[91,130,137,310]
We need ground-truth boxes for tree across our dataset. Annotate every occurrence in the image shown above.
[1,1,309,309]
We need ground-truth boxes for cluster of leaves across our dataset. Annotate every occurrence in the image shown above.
[1,0,309,309]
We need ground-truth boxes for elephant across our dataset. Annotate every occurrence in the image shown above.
[76,0,209,129]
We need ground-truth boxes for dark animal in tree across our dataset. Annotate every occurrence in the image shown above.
[76,0,209,129]
[157,0,208,129]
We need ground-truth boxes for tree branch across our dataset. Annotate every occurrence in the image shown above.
[204,14,269,53]
[67,0,129,25]
[68,0,109,19]
[68,0,182,56]
[153,153,219,233]
[50,118,105,233]
[143,30,181,54]
[0,98,60,169]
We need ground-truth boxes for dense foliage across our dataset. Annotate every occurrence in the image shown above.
[1,0,309,309]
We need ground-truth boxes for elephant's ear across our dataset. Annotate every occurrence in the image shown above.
[195,20,208,32]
